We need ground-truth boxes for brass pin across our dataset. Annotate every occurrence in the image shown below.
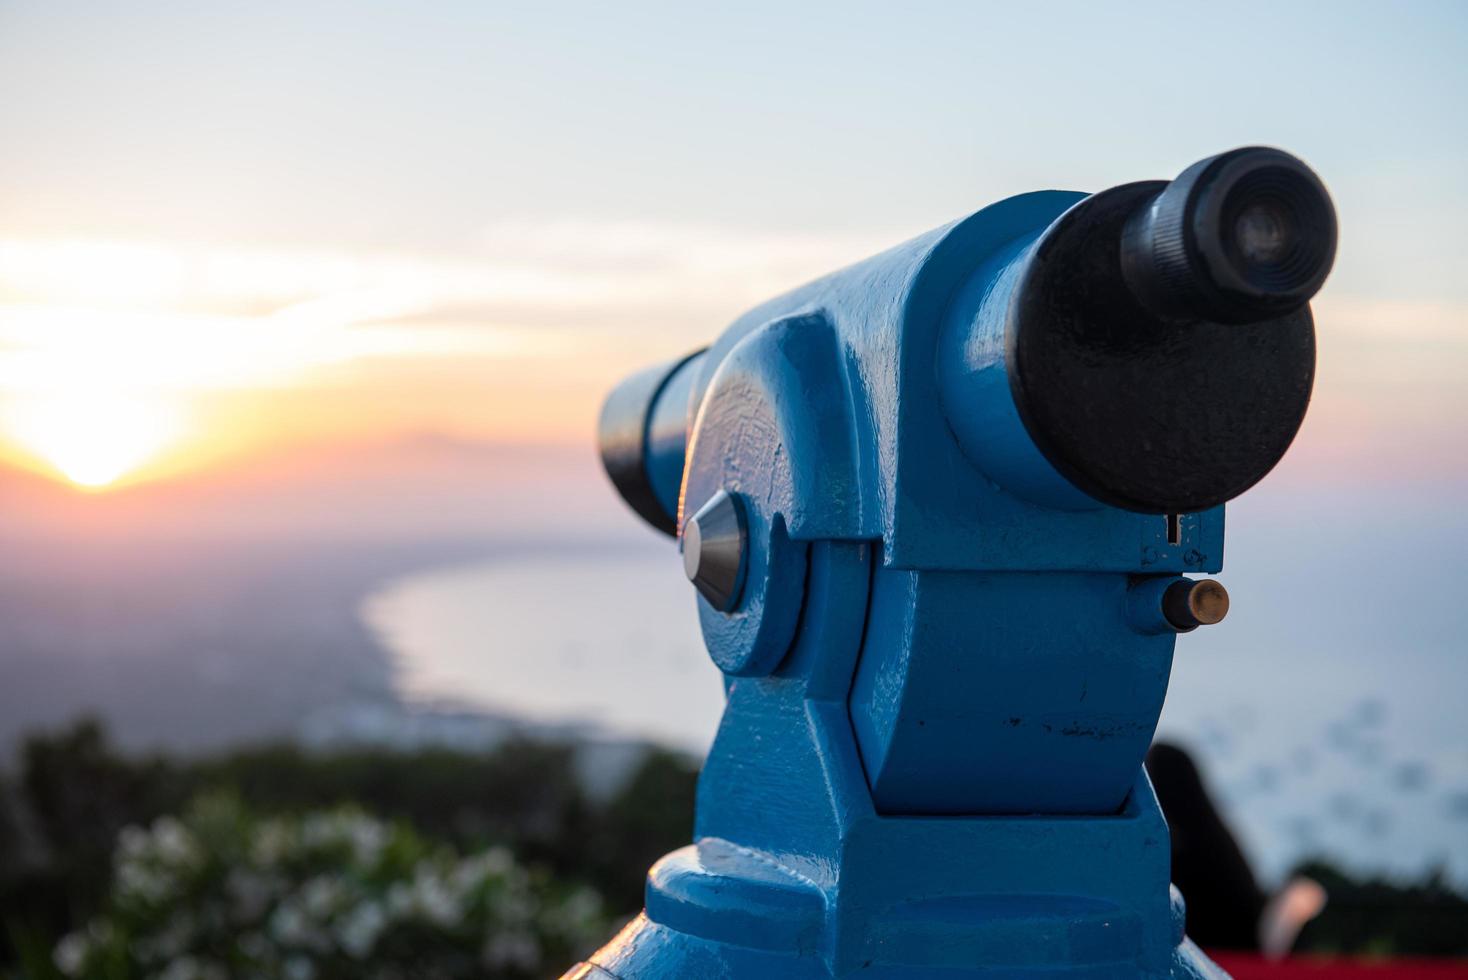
[1163,579,1230,631]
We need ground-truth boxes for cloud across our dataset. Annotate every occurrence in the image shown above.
[0,228,1461,488]
[1312,295,1468,345]
[0,221,887,330]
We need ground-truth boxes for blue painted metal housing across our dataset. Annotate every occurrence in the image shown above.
[574,186,1266,978]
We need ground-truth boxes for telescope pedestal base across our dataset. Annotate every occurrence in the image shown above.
[564,838,1230,979]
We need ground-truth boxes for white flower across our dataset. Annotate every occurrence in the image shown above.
[300,810,387,861]
[63,802,602,980]
[150,816,201,868]
[269,901,329,952]
[337,900,387,958]
[115,860,171,904]
[450,847,515,894]
[384,882,413,918]
[116,825,151,862]
[347,816,389,865]
[300,875,343,919]
[484,847,513,875]
[52,932,88,975]
[283,957,316,980]
[156,955,225,980]
[412,870,462,927]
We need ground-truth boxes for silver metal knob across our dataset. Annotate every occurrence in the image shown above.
[682,489,748,612]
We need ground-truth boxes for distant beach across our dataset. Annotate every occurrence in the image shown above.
[365,503,1468,889]
[362,545,724,754]
[0,500,1460,890]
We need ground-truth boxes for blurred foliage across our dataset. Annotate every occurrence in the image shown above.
[1293,860,1468,958]
[2,719,1465,976]
[45,794,605,979]
[0,720,697,977]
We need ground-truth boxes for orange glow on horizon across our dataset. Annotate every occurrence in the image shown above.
[0,235,1458,497]
[0,228,877,493]
[0,232,722,491]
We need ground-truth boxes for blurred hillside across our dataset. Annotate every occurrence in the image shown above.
[0,435,627,544]
[0,433,658,757]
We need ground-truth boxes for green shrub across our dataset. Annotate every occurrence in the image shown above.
[49,794,606,980]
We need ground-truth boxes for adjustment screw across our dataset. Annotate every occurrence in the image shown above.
[682,489,748,613]
[1162,579,1230,632]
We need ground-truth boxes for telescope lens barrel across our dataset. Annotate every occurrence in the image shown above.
[606,149,1335,529]
[1121,147,1337,323]
[597,350,704,536]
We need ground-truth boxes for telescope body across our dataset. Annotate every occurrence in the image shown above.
[575,149,1334,979]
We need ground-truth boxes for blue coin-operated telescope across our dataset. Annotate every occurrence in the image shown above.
[572,147,1337,979]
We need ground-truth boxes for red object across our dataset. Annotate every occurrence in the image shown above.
[1209,953,1468,979]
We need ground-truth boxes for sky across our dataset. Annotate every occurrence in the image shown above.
[0,0,1464,493]
[1,3,1463,891]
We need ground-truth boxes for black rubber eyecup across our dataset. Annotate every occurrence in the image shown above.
[1195,150,1337,314]
[1122,147,1338,324]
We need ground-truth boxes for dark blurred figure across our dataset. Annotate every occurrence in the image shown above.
[1148,742,1325,957]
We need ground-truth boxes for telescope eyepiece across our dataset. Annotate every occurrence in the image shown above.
[1121,147,1337,324]
[969,147,1327,515]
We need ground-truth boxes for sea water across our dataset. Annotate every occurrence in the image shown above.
[363,490,1468,887]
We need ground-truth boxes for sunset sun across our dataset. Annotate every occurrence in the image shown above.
[5,391,185,489]
[0,239,563,493]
